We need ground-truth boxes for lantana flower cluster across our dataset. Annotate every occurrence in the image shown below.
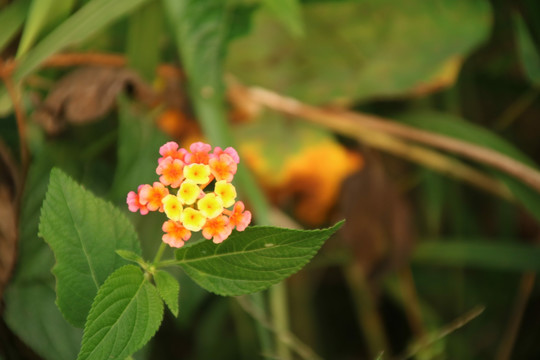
[127,142,252,248]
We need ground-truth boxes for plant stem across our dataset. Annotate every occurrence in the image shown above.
[344,263,389,358]
[154,259,180,268]
[231,80,540,196]
[494,88,539,131]
[397,306,485,360]
[495,272,535,360]
[152,242,167,266]
[236,295,324,360]
[270,282,292,360]
[250,292,274,357]
[398,267,426,339]
[0,59,29,182]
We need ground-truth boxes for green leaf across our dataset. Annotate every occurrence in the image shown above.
[77,265,164,360]
[164,0,271,223]
[262,0,304,37]
[517,0,540,54]
[163,0,230,145]
[398,111,540,222]
[227,0,491,103]
[496,172,540,224]
[420,169,447,236]
[3,152,82,360]
[39,168,141,327]
[176,272,209,328]
[4,283,82,360]
[108,98,168,203]
[126,0,163,81]
[0,0,30,52]
[154,270,180,317]
[107,99,168,258]
[14,0,150,82]
[514,14,540,86]
[412,239,540,272]
[226,3,259,42]
[116,249,145,265]
[175,221,344,296]
[16,0,75,58]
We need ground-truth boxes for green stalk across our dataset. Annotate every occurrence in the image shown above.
[201,99,283,357]
[162,2,290,355]
[250,292,274,357]
[344,263,389,358]
[126,0,163,81]
[193,89,294,359]
[187,79,291,360]
[270,282,292,359]
[152,241,167,265]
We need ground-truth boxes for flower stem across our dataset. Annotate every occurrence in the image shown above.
[250,292,274,356]
[155,259,180,268]
[152,242,167,265]
[270,282,292,359]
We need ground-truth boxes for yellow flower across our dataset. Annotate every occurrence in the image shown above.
[197,193,224,219]
[180,208,206,231]
[178,181,200,205]
[162,194,183,221]
[183,163,211,184]
[214,181,237,208]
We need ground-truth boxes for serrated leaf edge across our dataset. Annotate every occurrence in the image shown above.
[176,221,344,296]
[77,265,164,360]
[154,270,180,317]
[38,167,142,328]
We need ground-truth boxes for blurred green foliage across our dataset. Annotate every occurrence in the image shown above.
[1,0,540,359]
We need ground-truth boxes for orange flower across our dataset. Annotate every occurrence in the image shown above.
[162,220,191,248]
[202,216,232,244]
[185,142,212,164]
[157,157,184,188]
[228,201,251,231]
[209,154,237,182]
[127,185,149,215]
[128,142,251,248]
[158,141,187,164]
[213,146,240,164]
[138,182,169,212]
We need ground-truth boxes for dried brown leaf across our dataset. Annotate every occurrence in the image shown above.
[336,152,415,277]
[33,66,157,134]
[0,141,19,300]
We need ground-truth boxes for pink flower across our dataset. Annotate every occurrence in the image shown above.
[202,215,233,244]
[156,157,184,188]
[185,142,212,164]
[126,185,149,215]
[158,142,187,164]
[138,182,169,212]
[162,220,191,248]
[209,154,237,182]
[228,201,251,231]
[127,142,250,248]
[213,146,240,164]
